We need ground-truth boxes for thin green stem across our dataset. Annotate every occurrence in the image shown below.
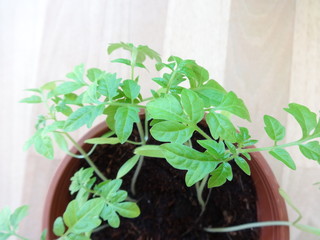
[204,221,292,233]
[64,133,107,181]
[196,174,209,213]
[109,101,146,109]
[166,71,177,93]
[130,155,144,195]
[193,124,212,140]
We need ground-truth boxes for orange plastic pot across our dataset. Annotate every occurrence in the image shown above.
[42,121,289,239]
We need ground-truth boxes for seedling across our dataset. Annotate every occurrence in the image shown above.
[2,43,319,239]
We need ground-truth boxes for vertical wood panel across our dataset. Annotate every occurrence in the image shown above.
[282,1,320,239]
[224,0,296,179]
[20,0,169,237]
[163,0,231,83]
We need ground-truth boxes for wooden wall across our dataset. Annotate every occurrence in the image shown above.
[1,0,319,239]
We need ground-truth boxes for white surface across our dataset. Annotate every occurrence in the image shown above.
[0,0,319,239]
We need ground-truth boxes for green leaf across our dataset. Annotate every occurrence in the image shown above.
[9,205,28,230]
[181,89,204,123]
[150,121,194,144]
[97,73,121,100]
[178,60,209,87]
[85,137,120,145]
[114,106,140,143]
[111,58,131,66]
[64,105,104,132]
[116,155,140,179]
[0,208,10,232]
[20,95,42,103]
[105,209,120,228]
[53,217,65,236]
[34,135,54,160]
[82,83,99,104]
[134,145,165,158]
[146,95,185,122]
[193,80,227,107]
[284,103,317,138]
[269,148,296,170]
[206,112,237,142]
[52,132,69,153]
[299,141,320,161]
[87,68,104,82]
[69,168,95,195]
[137,45,161,62]
[0,233,10,240]
[95,179,122,200]
[264,115,286,142]
[113,202,140,218]
[208,163,232,188]
[122,80,140,99]
[63,198,104,234]
[108,42,132,55]
[40,229,47,240]
[66,64,85,84]
[51,81,84,96]
[56,103,73,116]
[161,143,218,186]
[215,91,251,121]
[235,157,251,175]
[197,140,227,160]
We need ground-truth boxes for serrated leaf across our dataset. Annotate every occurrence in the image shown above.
[85,137,120,145]
[269,148,296,170]
[64,105,104,132]
[82,83,99,104]
[114,106,140,143]
[51,81,84,96]
[116,155,140,179]
[9,205,28,230]
[181,89,204,123]
[197,140,227,160]
[56,103,73,116]
[206,112,237,142]
[193,80,226,107]
[161,143,218,186]
[299,141,320,161]
[69,168,95,195]
[66,64,85,84]
[235,157,251,175]
[108,42,132,55]
[137,45,161,62]
[52,132,69,153]
[64,198,104,234]
[111,58,131,66]
[87,68,104,82]
[97,73,121,101]
[284,103,317,138]
[264,115,286,141]
[53,217,65,236]
[34,135,54,160]
[150,121,194,144]
[216,91,251,121]
[20,95,42,103]
[179,60,209,88]
[146,95,185,122]
[113,202,140,218]
[122,80,140,99]
[95,179,122,200]
[208,163,232,188]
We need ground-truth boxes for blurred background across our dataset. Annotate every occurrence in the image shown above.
[0,0,319,239]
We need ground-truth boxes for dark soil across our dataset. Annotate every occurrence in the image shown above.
[81,124,259,240]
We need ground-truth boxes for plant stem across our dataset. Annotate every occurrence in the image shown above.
[130,120,147,195]
[193,124,212,140]
[204,221,292,233]
[64,133,107,181]
[130,155,144,195]
[166,70,177,93]
[196,174,209,213]
[109,101,146,109]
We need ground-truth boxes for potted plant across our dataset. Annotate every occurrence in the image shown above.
[1,42,319,239]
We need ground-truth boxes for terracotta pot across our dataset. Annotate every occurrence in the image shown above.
[42,121,289,239]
